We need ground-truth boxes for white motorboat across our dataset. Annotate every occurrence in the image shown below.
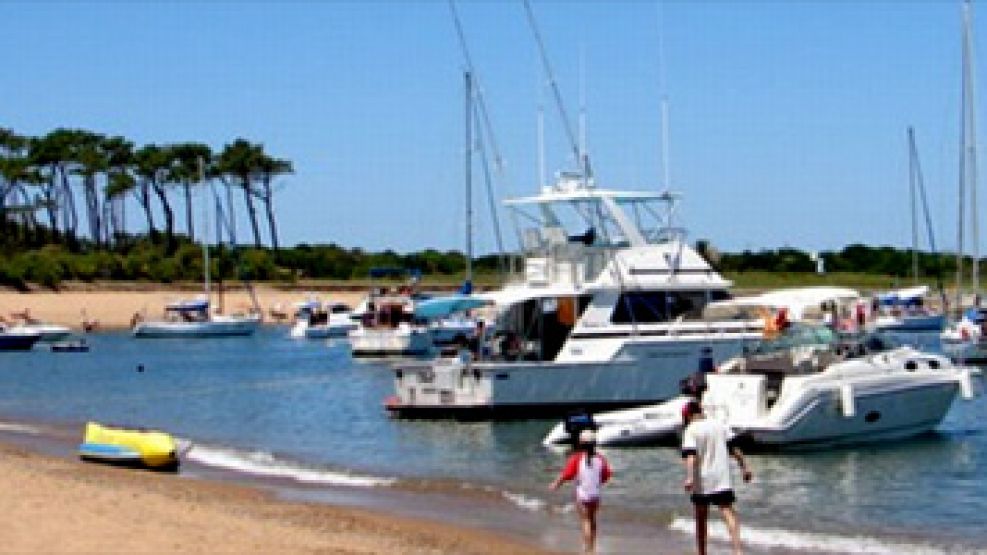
[349,280,434,357]
[9,322,72,342]
[386,175,765,419]
[0,324,42,351]
[941,307,987,362]
[544,325,977,448]
[289,299,356,339]
[133,298,260,338]
[542,397,692,447]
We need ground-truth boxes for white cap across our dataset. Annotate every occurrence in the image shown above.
[578,429,597,445]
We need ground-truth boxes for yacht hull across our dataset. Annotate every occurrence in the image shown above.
[389,335,754,419]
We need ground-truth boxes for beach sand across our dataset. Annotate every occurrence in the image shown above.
[0,284,367,330]
[0,441,547,554]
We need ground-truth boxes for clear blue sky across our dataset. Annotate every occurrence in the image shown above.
[0,1,981,255]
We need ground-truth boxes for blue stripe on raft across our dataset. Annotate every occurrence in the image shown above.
[78,443,141,460]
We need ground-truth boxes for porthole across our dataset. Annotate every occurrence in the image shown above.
[865,411,881,423]
[904,361,918,371]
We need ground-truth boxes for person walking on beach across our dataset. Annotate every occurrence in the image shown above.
[550,429,612,553]
[681,400,752,555]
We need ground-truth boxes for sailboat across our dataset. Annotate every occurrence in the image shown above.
[872,128,946,332]
[941,0,987,360]
[133,165,261,338]
[349,71,482,357]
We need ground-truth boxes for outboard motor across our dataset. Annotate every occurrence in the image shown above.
[563,411,597,447]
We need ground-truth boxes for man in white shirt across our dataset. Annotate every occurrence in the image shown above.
[681,400,752,555]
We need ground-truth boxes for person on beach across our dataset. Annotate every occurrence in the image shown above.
[681,400,752,555]
[550,429,612,553]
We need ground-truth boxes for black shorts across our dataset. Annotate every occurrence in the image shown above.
[691,490,736,507]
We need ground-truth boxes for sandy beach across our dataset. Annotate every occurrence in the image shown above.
[0,441,547,554]
[0,284,367,330]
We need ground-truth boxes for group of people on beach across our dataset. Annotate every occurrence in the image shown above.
[550,394,752,554]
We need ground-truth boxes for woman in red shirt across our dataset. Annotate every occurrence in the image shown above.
[549,429,612,552]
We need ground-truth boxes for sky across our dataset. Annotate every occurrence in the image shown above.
[0,1,983,256]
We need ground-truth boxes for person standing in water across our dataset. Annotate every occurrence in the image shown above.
[681,400,752,555]
[550,429,612,552]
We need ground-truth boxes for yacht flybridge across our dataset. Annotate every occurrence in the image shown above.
[386,175,764,419]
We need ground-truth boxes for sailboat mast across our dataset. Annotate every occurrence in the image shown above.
[909,127,919,284]
[965,0,981,295]
[657,3,671,190]
[465,70,474,285]
[200,157,211,305]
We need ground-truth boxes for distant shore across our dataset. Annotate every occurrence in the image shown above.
[0,440,546,554]
[0,283,369,331]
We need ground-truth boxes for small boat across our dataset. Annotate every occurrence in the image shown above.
[872,286,945,332]
[0,325,41,351]
[50,339,90,353]
[289,299,356,339]
[78,422,181,470]
[9,323,72,342]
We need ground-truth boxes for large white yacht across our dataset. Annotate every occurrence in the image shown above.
[386,174,764,418]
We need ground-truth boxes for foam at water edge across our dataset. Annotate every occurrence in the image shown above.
[501,491,547,512]
[670,518,943,554]
[0,422,41,435]
[185,443,396,487]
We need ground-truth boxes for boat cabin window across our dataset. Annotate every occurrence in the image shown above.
[494,294,592,361]
[611,290,720,324]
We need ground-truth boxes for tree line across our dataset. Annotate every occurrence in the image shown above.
[0,127,292,252]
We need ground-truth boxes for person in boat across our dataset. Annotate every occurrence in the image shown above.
[468,320,487,360]
[681,400,752,555]
[550,429,612,553]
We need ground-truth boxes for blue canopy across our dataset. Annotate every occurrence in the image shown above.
[165,299,209,312]
[414,295,488,320]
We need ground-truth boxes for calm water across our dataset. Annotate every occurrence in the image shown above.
[0,328,984,553]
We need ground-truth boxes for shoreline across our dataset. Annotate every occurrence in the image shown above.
[0,285,368,330]
[0,422,553,554]
[0,416,711,554]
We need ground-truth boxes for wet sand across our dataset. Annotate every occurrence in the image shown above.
[0,284,366,330]
[0,439,549,554]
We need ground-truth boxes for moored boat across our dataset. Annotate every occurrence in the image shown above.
[0,325,41,351]
[544,325,977,448]
[133,298,260,338]
[387,175,764,419]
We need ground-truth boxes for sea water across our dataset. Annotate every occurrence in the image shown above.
[0,328,983,553]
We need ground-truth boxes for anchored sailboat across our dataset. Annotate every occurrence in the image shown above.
[133,161,260,338]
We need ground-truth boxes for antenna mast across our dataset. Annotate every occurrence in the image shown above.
[657,3,671,190]
[522,0,590,181]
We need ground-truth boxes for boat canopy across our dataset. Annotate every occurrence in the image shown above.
[877,285,929,307]
[165,298,209,312]
[703,287,860,321]
[414,295,489,320]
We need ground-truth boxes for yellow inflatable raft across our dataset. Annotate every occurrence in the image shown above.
[78,422,180,470]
